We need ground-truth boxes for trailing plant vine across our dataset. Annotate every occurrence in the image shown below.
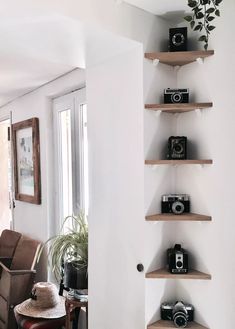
[184,0,223,50]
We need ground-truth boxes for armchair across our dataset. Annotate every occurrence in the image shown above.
[0,230,22,268]
[0,234,40,329]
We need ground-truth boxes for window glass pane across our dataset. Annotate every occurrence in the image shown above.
[59,110,73,220]
[0,119,11,231]
[81,104,89,218]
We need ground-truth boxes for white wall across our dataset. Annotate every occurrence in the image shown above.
[174,1,235,328]
[85,11,176,329]
[0,68,85,246]
[0,4,174,327]
[4,0,232,327]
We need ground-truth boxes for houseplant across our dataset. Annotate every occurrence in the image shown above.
[184,0,223,50]
[40,212,88,291]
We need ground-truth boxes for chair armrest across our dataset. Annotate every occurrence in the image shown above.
[0,261,36,305]
[0,261,36,275]
[0,257,12,268]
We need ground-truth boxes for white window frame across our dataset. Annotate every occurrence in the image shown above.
[0,111,14,230]
[53,88,87,230]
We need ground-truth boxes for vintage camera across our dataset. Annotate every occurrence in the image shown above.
[161,194,190,215]
[167,244,189,274]
[164,88,189,104]
[167,136,187,160]
[169,27,187,52]
[161,301,194,328]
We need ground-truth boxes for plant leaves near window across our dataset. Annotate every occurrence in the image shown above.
[184,0,223,50]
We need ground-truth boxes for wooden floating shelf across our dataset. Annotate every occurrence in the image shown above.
[145,102,213,113]
[145,213,211,222]
[148,320,209,329]
[145,159,213,165]
[145,50,214,66]
[146,268,211,280]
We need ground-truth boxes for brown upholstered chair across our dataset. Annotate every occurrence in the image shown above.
[0,230,22,268]
[0,234,41,329]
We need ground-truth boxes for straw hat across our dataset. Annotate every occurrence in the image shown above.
[15,282,66,319]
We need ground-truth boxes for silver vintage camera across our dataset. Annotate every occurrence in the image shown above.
[164,88,189,104]
[161,301,194,328]
[161,194,190,215]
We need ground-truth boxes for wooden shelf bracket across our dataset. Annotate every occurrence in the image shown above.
[195,108,202,116]
[196,57,204,65]
[154,110,162,118]
[153,59,160,66]
[173,65,180,72]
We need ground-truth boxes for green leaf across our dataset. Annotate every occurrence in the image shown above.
[208,25,216,31]
[190,20,196,28]
[196,12,204,19]
[207,16,215,21]
[206,7,215,13]
[194,25,201,31]
[198,35,207,41]
[188,0,198,8]
[215,9,220,16]
[184,15,193,22]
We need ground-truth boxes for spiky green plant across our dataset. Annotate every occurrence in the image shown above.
[38,213,88,282]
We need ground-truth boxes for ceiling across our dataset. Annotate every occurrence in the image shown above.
[0,15,137,107]
[0,16,78,107]
[0,1,190,108]
[124,0,189,19]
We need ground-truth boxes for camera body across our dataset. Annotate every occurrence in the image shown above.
[169,27,187,52]
[161,194,190,215]
[167,244,189,274]
[161,301,194,328]
[167,136,187,160]
[164,88,189,104]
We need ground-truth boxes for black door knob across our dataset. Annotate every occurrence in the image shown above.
[137,264,144,272]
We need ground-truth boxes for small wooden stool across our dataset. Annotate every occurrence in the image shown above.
[65,296,88,329]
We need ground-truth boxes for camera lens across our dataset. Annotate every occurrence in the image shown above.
[176,261,183,268]
[173,143,183,154]
[172,33,185,46]
[172,92,182,103]
[172,201,184,214]
[173,313,187,328]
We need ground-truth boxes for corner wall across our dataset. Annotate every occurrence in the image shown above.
[175,1,235,328]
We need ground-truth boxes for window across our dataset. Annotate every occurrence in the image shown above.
[0,118,13,231]
[53,89,88,229]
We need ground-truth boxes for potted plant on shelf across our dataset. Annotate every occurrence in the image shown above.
[184,0,223,50]
[39,212,88,294]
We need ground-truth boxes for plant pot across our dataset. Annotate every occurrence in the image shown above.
[64,261,88,290]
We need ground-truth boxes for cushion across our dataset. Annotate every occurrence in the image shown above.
[0,230,21,258]
[14,312,66,329]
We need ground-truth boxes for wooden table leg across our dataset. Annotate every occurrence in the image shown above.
[86,306,88,329]
[65,301,71,329]
[72,308,80,329]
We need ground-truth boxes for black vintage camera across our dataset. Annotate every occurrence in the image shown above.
[167,136,187,160]
[164,88,189,104]
[161,301,194,328]
[161,194,190,215]
[167,244,189,274]
[169,27,187,52]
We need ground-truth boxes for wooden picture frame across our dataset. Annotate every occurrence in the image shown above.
[12,118,41,204]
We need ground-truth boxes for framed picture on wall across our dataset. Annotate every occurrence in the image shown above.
[12,117,41,204]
